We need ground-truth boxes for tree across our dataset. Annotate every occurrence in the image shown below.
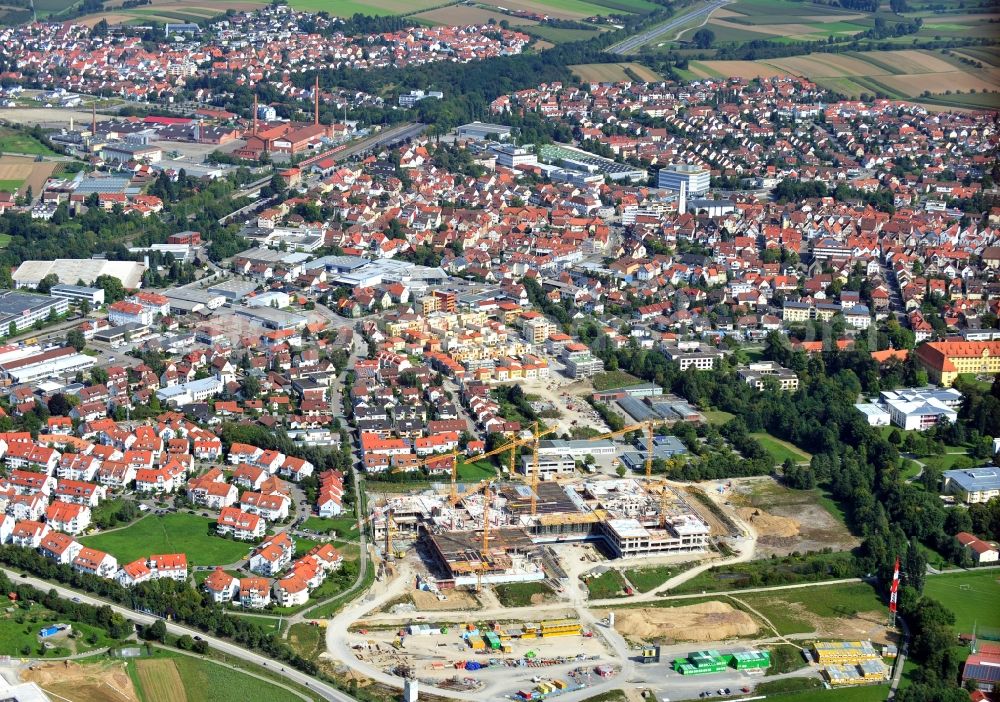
[693,28,715,49]
[143,619,166,642]
[94,275,125,303]
[36,273,59,294]
[66,328,86,352]
[47,394,71,417]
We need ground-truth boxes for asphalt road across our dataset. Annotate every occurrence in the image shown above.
[0,567,354,702]
[609,0,731,54]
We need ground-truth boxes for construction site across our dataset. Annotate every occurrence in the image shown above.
[368,474,711,589]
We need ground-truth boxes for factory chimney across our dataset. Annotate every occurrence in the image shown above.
[252,93,258,136]
[314,76,320,127]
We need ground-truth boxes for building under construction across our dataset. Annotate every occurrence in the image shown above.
[370,477,710,585]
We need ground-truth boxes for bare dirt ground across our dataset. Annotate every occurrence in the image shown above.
[729,477,858,556]
[613,602,758,644]
[0,108,116,131]
[736,507,799,539]
[410,588,480,611]
[22,660,140,702]
[682,487,731,537]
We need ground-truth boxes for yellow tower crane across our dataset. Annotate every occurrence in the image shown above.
[586,419,671,478]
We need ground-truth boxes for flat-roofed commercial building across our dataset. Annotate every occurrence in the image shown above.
[49,284,105,307]
[0,291,68,334]
[657,164,710,195]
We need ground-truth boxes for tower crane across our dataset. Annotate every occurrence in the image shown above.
[388,426,555,503]
[586,419,672,479]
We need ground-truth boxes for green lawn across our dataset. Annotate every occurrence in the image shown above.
[0,233,12,248]
[80,513,251,567]
[584,569,629,598]
[494,581,554,607]
[0,602,119,657]
[703,409,735,425]
[622,564,681,593]
[751,432,812,464]
[756,684,890,702]
[736,581,884,636]
[0,179,24,194]
[230,612,286,635]
[671,551,864,597]
[924,570,1000,633]
[457,460,497,481]
[0,129,59,156]
[301,515,357,536]
[591,370,643,391]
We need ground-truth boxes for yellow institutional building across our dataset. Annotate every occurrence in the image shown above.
[915,340,1000,386]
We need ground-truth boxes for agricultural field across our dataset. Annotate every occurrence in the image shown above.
[481,0,660,19]
[414,4,534,26]
[571,62,663,82]
[131,652,305,702]
[923,570,1000,633]
[521,24,604,44]
[698,49,1000,103]
[676,0,878,45]
[80,513,252,567]
[0,155,58,196]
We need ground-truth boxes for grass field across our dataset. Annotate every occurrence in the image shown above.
[522,24,604,43]
[301,515,358,536]
[0,128,59,156]
[584,569,629,598]
[0,602,118,657]
[735,581,883,636]
[671,551,861,599]
[0,178,23,193]
[758,685,890,702]
[494,581,555,606]
[135,658,186,702]
[571,63,663,82]
[924,570,1000,633]
[751,432,812,464]
[590,370,643,391]
[288,622,325,660]
[703,409,735,425]
[482,0,658,19]
[132,652,304,702]
[80,513,251,567]
[622,564,681,593]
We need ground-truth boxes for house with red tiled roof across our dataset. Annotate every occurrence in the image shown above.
[203,567,238,603]
[216,506,264,540]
